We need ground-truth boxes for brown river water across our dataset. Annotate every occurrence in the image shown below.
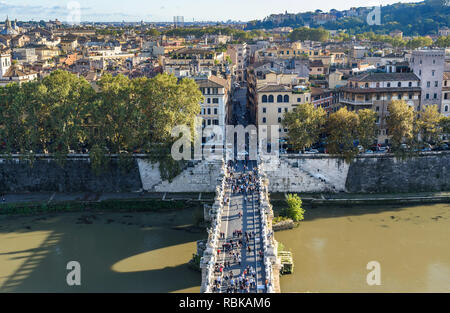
[1,203,449,293]
[0,209,203,293]
[277,203,450,293]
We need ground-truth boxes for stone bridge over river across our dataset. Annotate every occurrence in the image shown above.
[199,159,281,294]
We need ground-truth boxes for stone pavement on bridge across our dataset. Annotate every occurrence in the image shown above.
[211,161,267,293]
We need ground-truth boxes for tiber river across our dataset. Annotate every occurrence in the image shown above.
[0,203,449,293]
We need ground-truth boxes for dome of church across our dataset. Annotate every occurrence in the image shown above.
[1,16,19,35]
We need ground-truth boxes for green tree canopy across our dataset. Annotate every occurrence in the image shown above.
[285,194,305,222]
[416,105,444,144]
[357,109,378,151]
[289,27,330,42]
[282,103,326,151]
[386,100,415,151]
[326,107,359,161]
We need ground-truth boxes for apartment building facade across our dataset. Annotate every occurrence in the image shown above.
[195,76,230,144]
[339,72,421,144]
[0,50,11,78]
[443,71,450,117]
[410,49,445,111]
[227,43,249,83]
[257,84,311,144]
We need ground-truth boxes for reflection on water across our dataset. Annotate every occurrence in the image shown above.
[0,211,203,293]
[277,203,450,293]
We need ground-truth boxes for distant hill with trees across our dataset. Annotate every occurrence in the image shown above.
[246,0,450,36]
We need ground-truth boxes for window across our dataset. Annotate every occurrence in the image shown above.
[435,81,438,88]
[297,97,301,103]
[284,95,289,103]
[409,82,412,87]
[277,95,283,103]
[262,107,267,113]
[387,83,391,87]
[207,98,211,104]
[284,108,288,113]
[427,81,430,88]
[409,94,413,100]
[377,95,381,100]
[398,82,401,87]
[445,105,449,112]
[398,94,402,100]
[376,106,380,112]
[426,93,430,99]
[434,93,437,99]
[262,95,268,103]
[212,98,219,104]
[365,83,369,88]
[278,108,282,113]
[432,70,435,76]
[214,108,218,115]
[278,117,282,123]
[268,95,274,103]
[207,108,211,115]
[445,93,448,100]
[262,117,266,123]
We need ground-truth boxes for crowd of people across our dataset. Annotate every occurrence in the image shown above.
[211,160,265,293]
[226,161,259,196]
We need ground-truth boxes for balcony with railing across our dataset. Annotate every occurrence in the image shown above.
[339,97,373,106]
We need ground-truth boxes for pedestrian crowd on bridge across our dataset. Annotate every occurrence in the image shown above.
[210,160,266,294]
[212,264,258,293]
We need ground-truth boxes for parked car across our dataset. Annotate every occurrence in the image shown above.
[437,144,449,151]
[304,148,319,154]
[237,150,249,157]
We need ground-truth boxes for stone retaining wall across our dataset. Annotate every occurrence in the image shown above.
[262,152,450,194]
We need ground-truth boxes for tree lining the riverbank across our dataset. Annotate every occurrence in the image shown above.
[0,70,203,180]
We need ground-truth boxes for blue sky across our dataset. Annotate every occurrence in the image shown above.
[0,0,424,22]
